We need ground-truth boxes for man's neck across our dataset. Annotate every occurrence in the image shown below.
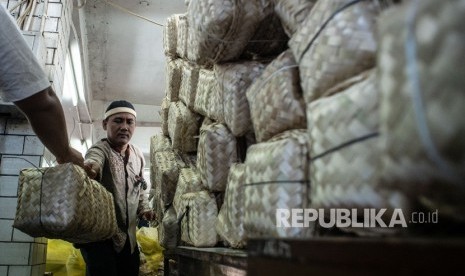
[114,145,128,156]
[106,139,128,155]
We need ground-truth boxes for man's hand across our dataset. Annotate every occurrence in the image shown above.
[84,161,100,179]
[56,147,84,168]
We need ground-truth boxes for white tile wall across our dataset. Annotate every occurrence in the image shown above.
[46,2,62,18]
[51,69,63,96]
[23,137,44,156]
[30,264,45,276]
[0,136,25,155]
[7,266,30,276]
[33,2,45,16]
[0,155,41,175]
[0,243,30,265]
[45,48,55,65]
[12,229,34,243]
[5,120,35,135]
[0,220,13,241]
[29,243,47,265]
[44,17,59,33]
[0,198,17,219]
[26,16,42,32]
[0,176,19,197]
[43,32,59,49]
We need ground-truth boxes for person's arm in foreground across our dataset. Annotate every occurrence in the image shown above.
[14,86,84,167]
[1,6,83,167]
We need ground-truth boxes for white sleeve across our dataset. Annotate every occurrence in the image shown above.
[0,5,50,102]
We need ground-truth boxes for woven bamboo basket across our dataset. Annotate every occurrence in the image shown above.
[167,101,201,153]
[150,134,172,165]
[244,129,313,238]
[158,206,179,249]
[201,116,215,128]
[246,50,306,142]
[165,59,182,102]
[160,97,170,136]
[173,167,204,215]
[168,101,184,150]
[187,0,274,64]
[13,163,117,243]
[215,61,267,136]
[308,71,409,235]
[179,191,218,247]
[289,0,383,104]
[180,153,198,169]
[272,0,317,36]
[150,134,172,219]
[186,28,213,67]
[209,78,224,123]
[153,150,184,209]
[176,13,188,59]
[307,70,377,133]
[150,166,162,226]
[242,12,288,58]
[193,68,216,117]
[179,62,200,110]
[321,69,373,99]
[198,123,238,192]
[209,89,221,125]
[378,0,465,222]
[216,163,247,248]
[163,14,178,58]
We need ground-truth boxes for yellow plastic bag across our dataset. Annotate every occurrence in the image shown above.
[136,227,164,273]
[45,239,85,276]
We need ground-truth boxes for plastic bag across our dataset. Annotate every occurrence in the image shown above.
[45,239,85,276]
[136,227,164,273]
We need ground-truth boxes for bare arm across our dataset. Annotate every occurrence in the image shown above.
[14,86,84,167]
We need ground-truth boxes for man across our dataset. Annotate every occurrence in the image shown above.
[0,5,83,166]
[82,100,155,276]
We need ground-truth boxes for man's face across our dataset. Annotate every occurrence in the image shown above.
[103,113,136,147]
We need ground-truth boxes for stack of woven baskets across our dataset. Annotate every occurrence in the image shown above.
[155,0,290,248]
[152,0,465,249]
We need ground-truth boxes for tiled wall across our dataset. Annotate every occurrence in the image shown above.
[0,117,47,276]
[0,1,73,275]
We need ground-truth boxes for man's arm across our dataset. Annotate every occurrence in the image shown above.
[14,86,84,167]
[83,146,106,180]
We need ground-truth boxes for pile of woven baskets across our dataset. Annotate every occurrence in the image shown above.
[152,0,465,249]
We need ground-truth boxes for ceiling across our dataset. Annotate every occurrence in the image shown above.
[84,0,186,105]
[76,0,187,166]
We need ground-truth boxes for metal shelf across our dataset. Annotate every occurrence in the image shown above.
[164,237,465,276]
